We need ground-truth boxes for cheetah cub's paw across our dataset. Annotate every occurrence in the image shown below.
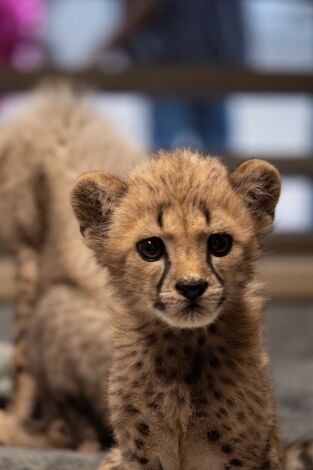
[97,447,122,469]
[97,447,162,470]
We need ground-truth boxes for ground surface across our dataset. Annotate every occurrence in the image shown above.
[0,301,312,469]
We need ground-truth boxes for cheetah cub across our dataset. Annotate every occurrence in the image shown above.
[71,150,284,470]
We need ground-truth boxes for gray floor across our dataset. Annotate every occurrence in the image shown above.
[0,304,11,343]
[264,301,313,443]
[0,301,312,469]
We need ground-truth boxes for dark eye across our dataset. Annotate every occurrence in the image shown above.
[208,233,232,257]
[136,237,165,262]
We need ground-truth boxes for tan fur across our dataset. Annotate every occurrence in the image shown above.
[71,150,284,469]
[0,85,144,449]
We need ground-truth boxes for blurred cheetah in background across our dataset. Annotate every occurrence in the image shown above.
[0,85,144,449]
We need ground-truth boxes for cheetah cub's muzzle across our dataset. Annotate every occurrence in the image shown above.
[135,222,232,328]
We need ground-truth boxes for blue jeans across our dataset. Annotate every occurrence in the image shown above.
[151,97,228,152]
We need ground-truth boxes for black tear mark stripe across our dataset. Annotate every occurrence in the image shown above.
[207,254,224,286]
[154,250,171,310]
[157,210,163,228]
[157,203,170,229]
[200,202,211,225]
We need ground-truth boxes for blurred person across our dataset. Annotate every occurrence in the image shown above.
[0,0,44,69]
[101,0,246,152]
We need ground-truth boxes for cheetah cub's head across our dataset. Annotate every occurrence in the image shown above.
[71,151,280,328]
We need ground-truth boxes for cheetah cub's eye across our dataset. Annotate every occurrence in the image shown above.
[208,233,232,257]
[136,237,165,262]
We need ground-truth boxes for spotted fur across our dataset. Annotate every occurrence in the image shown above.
[72,151,285,469]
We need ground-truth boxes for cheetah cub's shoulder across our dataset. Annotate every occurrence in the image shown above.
[72,150,283,470]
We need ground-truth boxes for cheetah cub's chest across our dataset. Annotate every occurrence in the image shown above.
[110,323,263,470]
[110,325,230,470]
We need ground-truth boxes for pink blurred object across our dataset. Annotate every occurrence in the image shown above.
[0,0,44,66]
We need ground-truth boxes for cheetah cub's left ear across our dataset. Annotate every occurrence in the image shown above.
[229,159,281,237]
[71,171,127,251]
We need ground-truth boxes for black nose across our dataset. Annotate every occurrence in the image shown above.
[175,280,209,301]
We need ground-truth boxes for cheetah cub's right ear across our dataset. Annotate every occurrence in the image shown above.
[71,171,127,252]
[229,159,281,238]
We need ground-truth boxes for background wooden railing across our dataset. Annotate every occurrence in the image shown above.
[0,66,313,94]
[0,65,312,299]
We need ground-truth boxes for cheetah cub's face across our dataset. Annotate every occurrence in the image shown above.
[71,151,280,328]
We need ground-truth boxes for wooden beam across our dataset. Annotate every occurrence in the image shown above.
[221,155,313,177]
[259,256,313,301]
[0,66,313,95]
[265,233,313,256]
[0,255,313,302]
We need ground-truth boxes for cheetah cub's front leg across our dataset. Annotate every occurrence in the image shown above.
[97,447,161,470]
[71,153,284,470]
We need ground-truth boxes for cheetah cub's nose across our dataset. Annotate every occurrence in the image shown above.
[175,280,209,301]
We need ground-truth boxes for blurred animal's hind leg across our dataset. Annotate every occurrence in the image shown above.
[7,246,39,421]
[0,410,50,448]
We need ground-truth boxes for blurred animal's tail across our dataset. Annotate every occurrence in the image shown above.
[285,439,313,470]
